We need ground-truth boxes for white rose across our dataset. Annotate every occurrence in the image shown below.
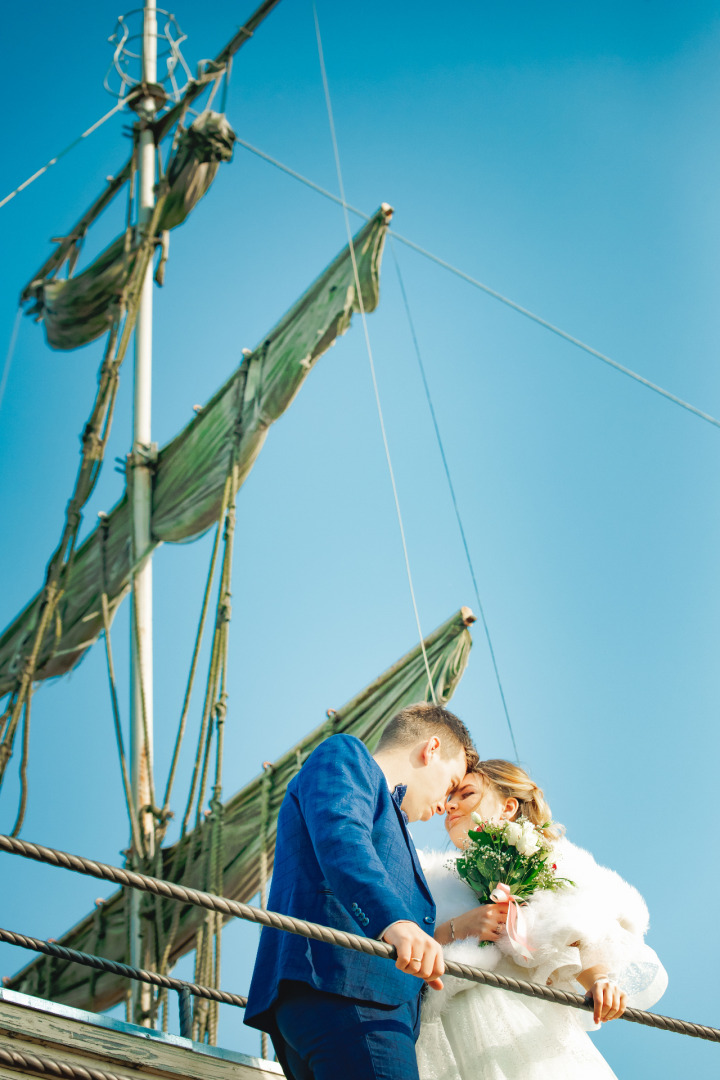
[516,831,540,857]
[503,821,522,846]
[470,811,484,825]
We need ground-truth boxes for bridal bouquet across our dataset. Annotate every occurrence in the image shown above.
[456,814,573,958]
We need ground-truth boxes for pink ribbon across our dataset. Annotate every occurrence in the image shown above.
[490,882,533,962]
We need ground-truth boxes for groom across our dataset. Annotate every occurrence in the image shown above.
[244,702,477,1079]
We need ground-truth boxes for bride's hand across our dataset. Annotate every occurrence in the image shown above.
[436,903,509,944]
[586,977,627,1024]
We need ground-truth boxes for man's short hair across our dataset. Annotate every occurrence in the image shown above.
[376,702,478,769]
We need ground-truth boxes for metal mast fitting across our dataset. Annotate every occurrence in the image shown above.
[104,7,192,106]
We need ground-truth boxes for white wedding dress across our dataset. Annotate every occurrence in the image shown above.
[416,839,667,1079]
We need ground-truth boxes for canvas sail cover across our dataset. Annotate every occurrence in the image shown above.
[0,207,391,694]
[5,607,475,1012]
[25,111,237,351]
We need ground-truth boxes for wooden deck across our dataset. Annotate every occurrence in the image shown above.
[0,988,284,1079]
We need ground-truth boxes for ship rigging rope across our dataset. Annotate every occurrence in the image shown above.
[160,505,224,821]
[231,135,720,433]
[389,239,519,761]
[0,161,169,815]
[0,100,128,211]
[312,4,437,704]
[0,307,21,418]
[98,517,144,859]
[0,834,717,1043]
[9,692,31,838]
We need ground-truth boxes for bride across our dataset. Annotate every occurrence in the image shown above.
[416,759,667,1080]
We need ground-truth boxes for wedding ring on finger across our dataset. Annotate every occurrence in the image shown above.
[410,956,422,962]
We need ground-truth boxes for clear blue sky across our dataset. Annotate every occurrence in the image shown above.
[1,1,719,1074]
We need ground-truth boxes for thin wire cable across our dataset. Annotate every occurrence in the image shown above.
[387,234,720,430]
[232,136,720,432]
[0,100,127,211]
[312,3,436,703]
[236,134,367,215]
[389,239,519,759]
[0,307,21,417]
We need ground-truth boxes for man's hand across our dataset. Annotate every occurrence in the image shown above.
[383,920,445,990]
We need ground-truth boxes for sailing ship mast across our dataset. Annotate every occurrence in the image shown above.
[129,0,158,1024]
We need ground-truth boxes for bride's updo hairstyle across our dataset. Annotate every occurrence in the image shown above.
[471,759,564,842]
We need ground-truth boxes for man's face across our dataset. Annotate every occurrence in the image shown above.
[402,741,468,823]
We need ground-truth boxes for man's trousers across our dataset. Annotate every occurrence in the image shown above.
[271,980,422,1080]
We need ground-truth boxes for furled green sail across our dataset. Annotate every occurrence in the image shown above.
[5,607,475,1012]
[34,237,139,352]
[0,206,392,694]
[25,111,237,351]
[158,110,236,231]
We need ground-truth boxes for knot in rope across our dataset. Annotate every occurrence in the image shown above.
[17,653,36,681]
[135,802,167,827]
[81,424,103,460]
[212,693,228,725]
[223,504,236,539]
[64,502,82,532]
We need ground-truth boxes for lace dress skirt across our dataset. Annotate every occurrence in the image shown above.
[416,982,618,1080]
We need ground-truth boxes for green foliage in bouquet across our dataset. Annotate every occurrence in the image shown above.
[456,815,575,905]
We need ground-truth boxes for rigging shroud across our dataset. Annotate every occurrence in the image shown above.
[0,206,391,695]
[5,606,475,1013]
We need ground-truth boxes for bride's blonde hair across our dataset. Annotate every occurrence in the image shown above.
[471,759,564,841]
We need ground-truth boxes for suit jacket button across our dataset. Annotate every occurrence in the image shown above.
[423,916,435,925]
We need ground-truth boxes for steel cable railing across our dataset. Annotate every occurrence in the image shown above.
[0,1045,135,1080]
[0,926,246,1038]
[1,834,718,1044]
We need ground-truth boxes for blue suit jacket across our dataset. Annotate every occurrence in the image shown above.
[244,734,437,1039]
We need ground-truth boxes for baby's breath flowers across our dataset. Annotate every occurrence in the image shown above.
[458,815,574,910]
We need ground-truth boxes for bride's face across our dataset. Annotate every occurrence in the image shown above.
[445,773,512,849]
